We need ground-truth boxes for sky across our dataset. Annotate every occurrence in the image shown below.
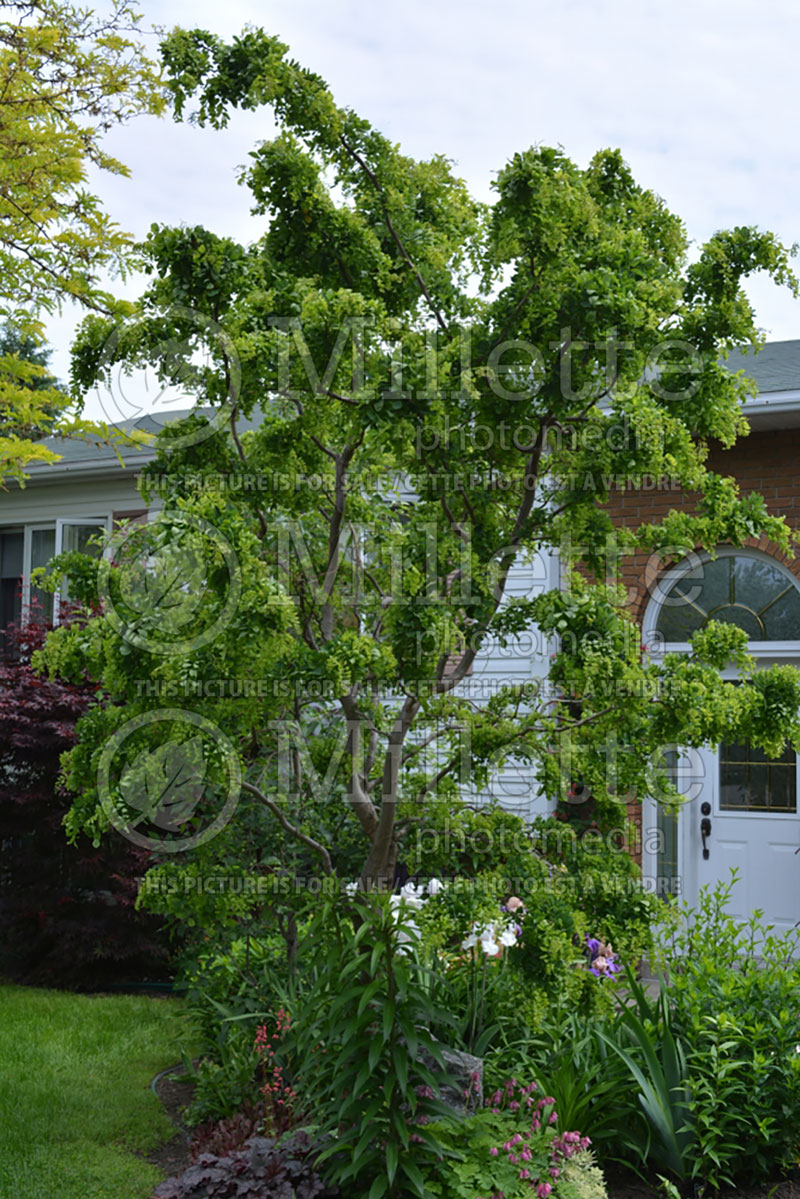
[47,0,800,419]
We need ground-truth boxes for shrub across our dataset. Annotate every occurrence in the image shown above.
[182,1045,262,1129]
[529,815,659,968]
[153,1130,339,1199]
[417,875,624,1059]
[0,613,168,986]
[410,802,658,1034]
[653,874,800,1188]
[178,935,286,1125]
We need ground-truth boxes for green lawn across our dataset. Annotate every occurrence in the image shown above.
[0,984,193,1199]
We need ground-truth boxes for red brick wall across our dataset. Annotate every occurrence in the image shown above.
[605,429,800,627]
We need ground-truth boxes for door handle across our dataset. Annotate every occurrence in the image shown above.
[700,816,711,860]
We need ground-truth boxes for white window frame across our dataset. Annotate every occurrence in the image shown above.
[9,516,112,627]
[642,544,800,660]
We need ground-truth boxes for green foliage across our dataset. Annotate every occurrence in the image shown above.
[653,875,800,1189]
[598,969,694,1180]
[515,891,589,993]
[0,0,165,482]
[0,0,164,319]
[177,934,285,1125]
[286,892,457,1198]
[46,20,800,896]
[482,1006,645,1163]
[407,799,550,882]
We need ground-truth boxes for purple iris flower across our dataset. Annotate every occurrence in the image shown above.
[585,934,621,980]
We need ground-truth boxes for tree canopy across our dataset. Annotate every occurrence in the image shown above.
[0,0,164,481]
[41,26,800,891]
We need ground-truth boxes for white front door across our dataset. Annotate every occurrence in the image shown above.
[682,742,800,935]
[641,547,800,936]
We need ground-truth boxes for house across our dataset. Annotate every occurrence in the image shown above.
[605,339,800,933]
[3,344,800,931]
[0,413,161,635]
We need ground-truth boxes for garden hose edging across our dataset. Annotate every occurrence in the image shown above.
[150,1063,192,1146]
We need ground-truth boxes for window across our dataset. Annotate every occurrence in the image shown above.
[719,736,797,813]
[0,530,23,631]
[655,552,800,643]
[655,748,679,897]
[0,518,109,642]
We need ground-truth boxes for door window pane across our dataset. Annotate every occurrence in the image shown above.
[61,523,104,556]
[719,737,797,812]
[655,748,680,897]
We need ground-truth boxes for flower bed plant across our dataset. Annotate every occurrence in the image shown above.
[423,1078,606,1199]
[152,1130,339,1199]
[652,874,800,1189]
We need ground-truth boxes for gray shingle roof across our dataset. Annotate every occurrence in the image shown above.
[31,412,161,468]
[724,340,800,394]
[23,406,267,480]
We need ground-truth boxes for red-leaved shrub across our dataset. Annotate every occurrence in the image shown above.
[0,610,169,986]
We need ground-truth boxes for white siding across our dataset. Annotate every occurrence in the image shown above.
[458,549,559,820]
[0,473,149,525]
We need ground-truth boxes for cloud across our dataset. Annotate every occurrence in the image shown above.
[47,0,800,409]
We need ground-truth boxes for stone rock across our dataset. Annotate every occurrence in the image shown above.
[419,1043,483,1115]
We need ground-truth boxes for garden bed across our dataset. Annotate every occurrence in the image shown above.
[146,1065,196,1178]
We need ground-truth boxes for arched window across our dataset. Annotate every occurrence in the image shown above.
[654,550,800,643]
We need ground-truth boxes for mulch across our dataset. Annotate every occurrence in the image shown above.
[145,1064,196,1178]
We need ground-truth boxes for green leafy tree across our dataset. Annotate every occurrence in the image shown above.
[0,0,164,481]
[43,27,800,896]
[0,322,64,441]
